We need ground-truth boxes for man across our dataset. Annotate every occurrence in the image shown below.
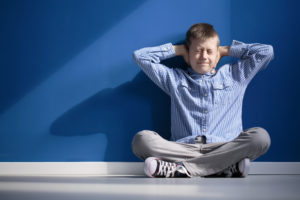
[132,23,274,178]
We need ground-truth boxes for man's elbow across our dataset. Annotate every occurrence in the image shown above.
[132,50,138,61]
[133,50,143,64]
[266,44,274,61]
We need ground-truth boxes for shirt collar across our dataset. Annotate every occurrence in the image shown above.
[187,67,214,79]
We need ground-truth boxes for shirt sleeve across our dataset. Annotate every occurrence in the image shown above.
[229,40,274,86]
[133,43,177,95]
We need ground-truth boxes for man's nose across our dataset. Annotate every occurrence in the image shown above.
[200,51,208,59]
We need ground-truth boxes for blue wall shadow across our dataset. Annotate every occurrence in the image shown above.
[50,71,170,161]
[49,50,193,161]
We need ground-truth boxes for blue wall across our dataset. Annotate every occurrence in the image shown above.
[0,0,298,162]
[231,0,300,161]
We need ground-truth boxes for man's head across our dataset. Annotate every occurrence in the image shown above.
[185,23,220,74]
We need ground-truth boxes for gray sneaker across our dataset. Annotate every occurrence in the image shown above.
[206,158,250,178]
[144,157,191,178]
[221,158,250,177]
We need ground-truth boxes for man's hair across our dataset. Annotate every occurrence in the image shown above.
[185,23,220,49]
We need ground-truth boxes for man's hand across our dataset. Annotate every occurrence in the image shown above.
[173,45,190,65]
[218,46,230,58]
[215,46,230,65]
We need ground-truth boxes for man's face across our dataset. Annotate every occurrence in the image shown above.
[188,36,220,74]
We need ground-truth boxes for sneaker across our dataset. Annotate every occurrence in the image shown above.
[220,158,251,177]
[144,157,191,178]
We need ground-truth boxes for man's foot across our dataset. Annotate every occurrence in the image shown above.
[205,158,250,178]
[144,157,191,178]
[220,158,251,177]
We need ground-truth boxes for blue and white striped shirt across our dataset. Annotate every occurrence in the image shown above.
[133,40,274,144]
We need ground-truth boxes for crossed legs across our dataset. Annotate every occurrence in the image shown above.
[132,127,271,177]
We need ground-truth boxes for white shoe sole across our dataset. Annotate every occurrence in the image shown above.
[239,158,250,177]
[144,157,158,178]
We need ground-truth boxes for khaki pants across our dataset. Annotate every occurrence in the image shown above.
[131,127,271,177]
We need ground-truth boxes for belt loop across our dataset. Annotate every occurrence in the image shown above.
[195,135,206,144]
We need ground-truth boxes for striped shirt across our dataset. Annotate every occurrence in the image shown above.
[133,40,274,144]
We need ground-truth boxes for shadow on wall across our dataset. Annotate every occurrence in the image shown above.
[50,71,169,161]
[49,53,188,161]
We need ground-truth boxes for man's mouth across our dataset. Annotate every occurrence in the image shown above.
[198,62,209,65]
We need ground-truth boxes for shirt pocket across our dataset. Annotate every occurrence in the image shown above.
[212,80,233,105]
[177,81,200,103]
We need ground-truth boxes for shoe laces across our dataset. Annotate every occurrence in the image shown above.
[226,163,240,176]
[219,163,239,177]
[156,160,178,178]
[228,163,239,175]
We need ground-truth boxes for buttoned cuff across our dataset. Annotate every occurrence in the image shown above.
[229,40,249,58]
[160,43,176,60]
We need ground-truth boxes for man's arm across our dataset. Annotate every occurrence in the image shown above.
[227,40,274,85]
[133,43,177,95]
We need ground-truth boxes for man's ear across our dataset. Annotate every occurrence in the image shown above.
[216,47,221,63]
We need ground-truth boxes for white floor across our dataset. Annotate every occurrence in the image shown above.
[0,175,299,200]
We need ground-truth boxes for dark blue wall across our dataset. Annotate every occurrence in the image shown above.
[0,0,298,162]
[231,0,300,161]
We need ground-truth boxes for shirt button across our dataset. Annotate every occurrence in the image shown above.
[203,129,206,132]
[204,93,208,97]
[199,80,203,83]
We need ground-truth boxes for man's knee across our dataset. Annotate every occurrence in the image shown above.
[131,130,158,158]
[247,127,271,154]
[132,130,158,147]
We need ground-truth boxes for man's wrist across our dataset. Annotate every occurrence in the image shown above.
[173,45,187,56]
[220,46,230,57]
[219,46,230,58]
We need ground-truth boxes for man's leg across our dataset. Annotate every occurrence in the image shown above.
[182,127,271,177]
[131,130,204,162]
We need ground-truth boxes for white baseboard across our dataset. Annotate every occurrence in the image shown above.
[0,162,299,176]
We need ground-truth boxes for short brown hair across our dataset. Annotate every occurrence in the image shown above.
[185,23,220,49]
